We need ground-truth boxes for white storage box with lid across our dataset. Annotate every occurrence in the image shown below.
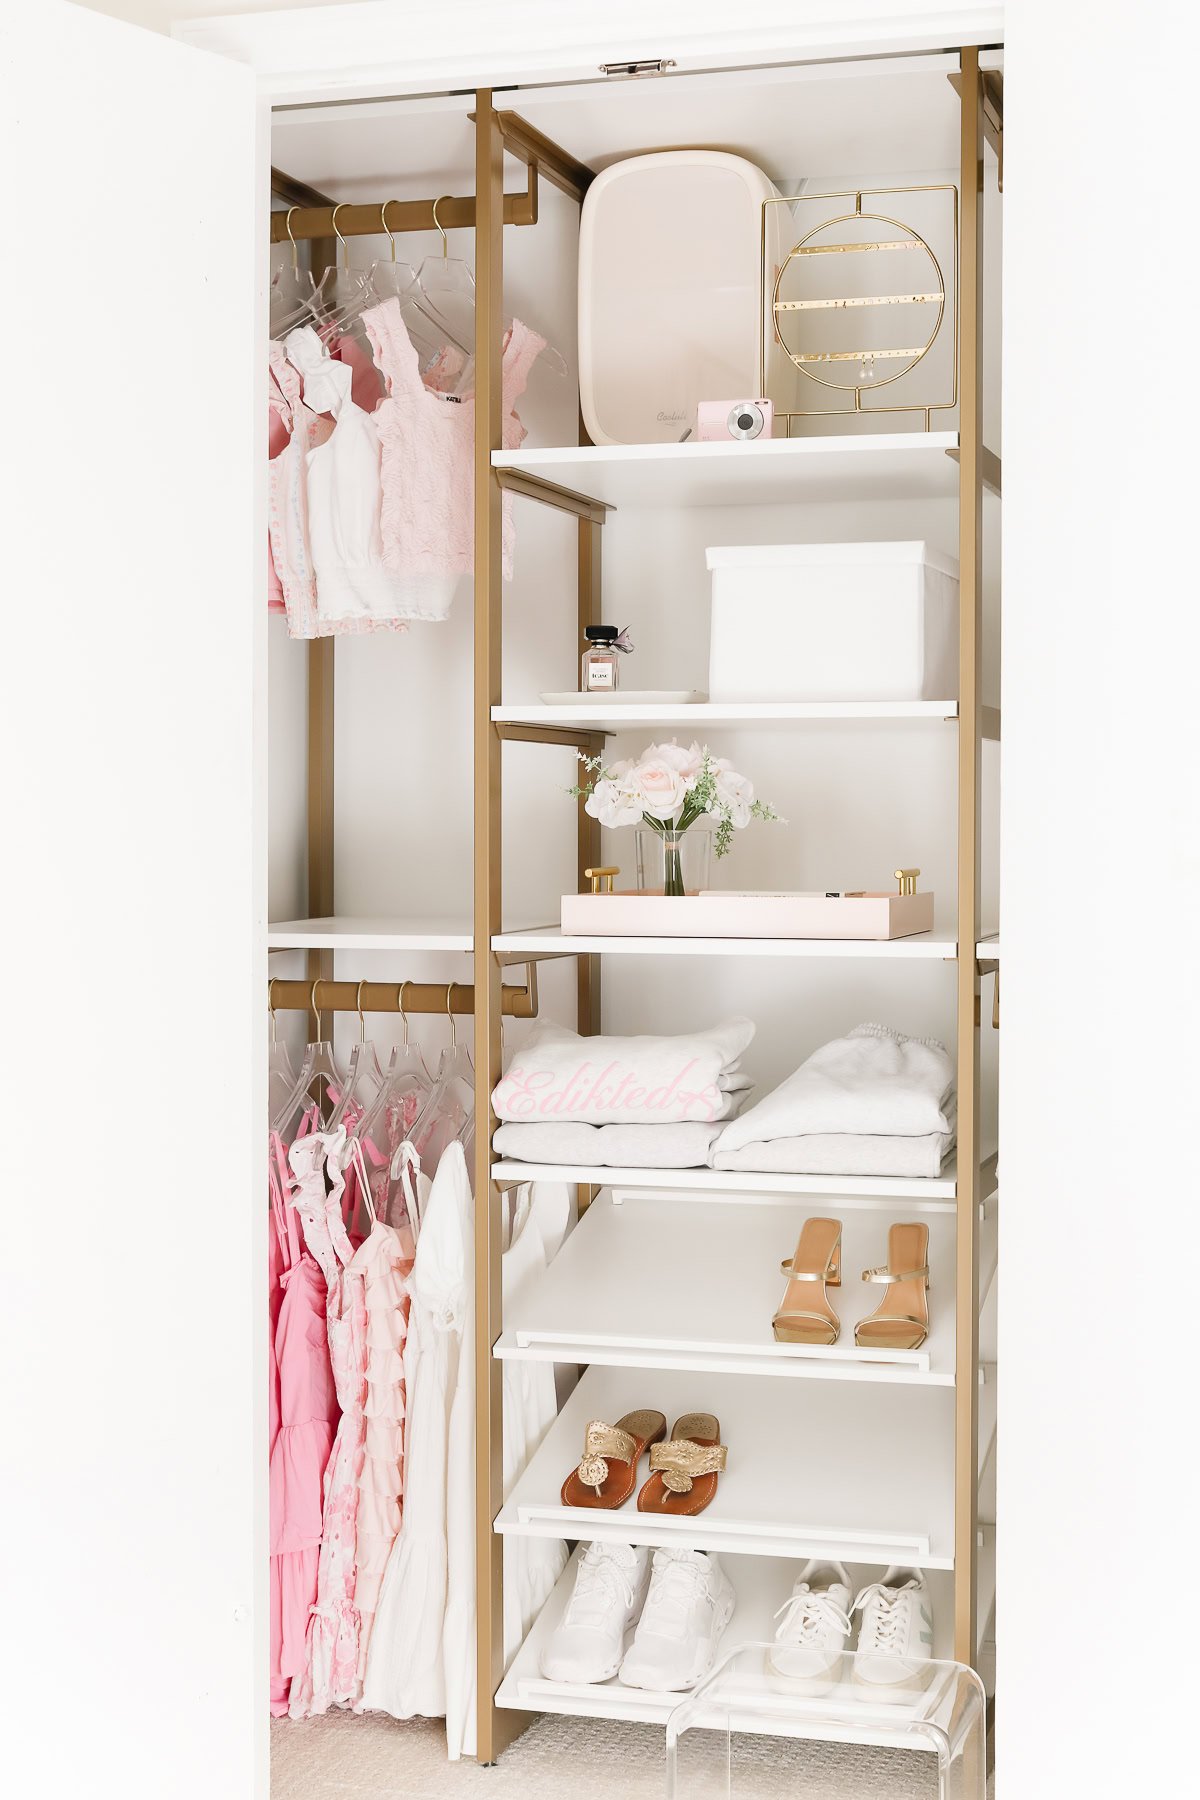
[706,541,959,702]
[578,150,790,447]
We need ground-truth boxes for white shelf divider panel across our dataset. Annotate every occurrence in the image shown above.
[495,1192,958,1386]
[493,432,960,511]
[267,916,474,952]
[492,1162,959,1204]
[495,1366,954,1568]
[494,701,958,730]
[492,926,958,960]
[497,1545,955,1744]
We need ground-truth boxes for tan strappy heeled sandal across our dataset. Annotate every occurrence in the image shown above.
[560,1410,667,1509]
[772,1217,843,1345]
[638,1412,728,1516]
[854,1222,931,1351]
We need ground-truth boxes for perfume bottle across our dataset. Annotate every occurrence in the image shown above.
[581,625,621,692]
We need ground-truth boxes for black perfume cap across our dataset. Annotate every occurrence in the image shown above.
[584,625,619,644]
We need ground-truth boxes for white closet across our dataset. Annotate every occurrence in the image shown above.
[254,34,1003,1778]
[11,3,1021,1800]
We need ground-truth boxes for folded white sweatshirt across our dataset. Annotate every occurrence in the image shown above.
[715,1024,954,1153]
[492,1018,755,1127]
[493,1118,730,1170]
[711,1100,956,1179]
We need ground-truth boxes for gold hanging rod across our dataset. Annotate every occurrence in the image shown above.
[775,293,943,311]
[268,972,537,1019]
[270,172,537,243]
[269,110,594,246]
[794,239,924,256]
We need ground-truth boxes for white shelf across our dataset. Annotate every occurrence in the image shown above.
[492,1161,959,1204]
[494,432,960,511]
[976,934,1001,961]
[495,1192,958,1386]
[497,1545,955,1744]
[495,1366,954,1568]
[266,915,474,952]
[493,925,958,960]
[494,700,958,730]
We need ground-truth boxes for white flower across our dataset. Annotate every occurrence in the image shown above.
[630,753,688,821]
[714,762,755,829]
[585,774,644,828]
[655,740,704,788]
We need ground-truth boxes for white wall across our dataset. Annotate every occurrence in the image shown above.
[1,6,265,1798]
[1001,3,1200,1794]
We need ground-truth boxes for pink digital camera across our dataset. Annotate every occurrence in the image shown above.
[696,398,774,441]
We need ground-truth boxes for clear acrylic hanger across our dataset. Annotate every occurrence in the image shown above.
[414,195,568,390]
[271,203,377,342]
[406,981,475,1175]
[268,978,297,1111]
[354,982,436,1150]
[329,980,388,1130]
[270,980,346,1137]
[269,208,317,336]
[373,201,468,369]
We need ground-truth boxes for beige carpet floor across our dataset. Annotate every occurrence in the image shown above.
[272,1711,995,1799]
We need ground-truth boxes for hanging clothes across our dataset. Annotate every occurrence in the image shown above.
[360,1139,473,1729]
[268,1131,340,1715]
[266,346,335,640]
[287,1130,367,1716]
[285,326,435,631]
[267,360,293,615]
[363,299,544,590]
[349,1144,415,1691]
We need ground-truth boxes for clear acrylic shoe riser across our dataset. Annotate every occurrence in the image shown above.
[665,1644,987,1800]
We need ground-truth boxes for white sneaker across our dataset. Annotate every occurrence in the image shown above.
[851,1566,935,1697]
[767,1559,854,1694]
[540,1542,650,1683]
[619,1548,735,1692]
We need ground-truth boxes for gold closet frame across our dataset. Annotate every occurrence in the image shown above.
[278,49,996,1763]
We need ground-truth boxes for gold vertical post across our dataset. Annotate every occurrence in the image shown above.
[954,44,984,1667]
[575,518,603,1215]
[575,526,603,961]
[305,218,338,1041]
[305,637,335,1036]
[472,88,515,1765]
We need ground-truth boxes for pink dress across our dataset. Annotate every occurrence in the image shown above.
[286,1130,366,1715]
[268,1133,339,1716]
[363,299,544,589]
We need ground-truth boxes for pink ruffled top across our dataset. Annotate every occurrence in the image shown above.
[363,299,544,586]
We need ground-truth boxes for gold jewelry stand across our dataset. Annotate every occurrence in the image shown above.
[761,183,959,432]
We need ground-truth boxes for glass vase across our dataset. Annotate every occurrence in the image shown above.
[635,826,713,898]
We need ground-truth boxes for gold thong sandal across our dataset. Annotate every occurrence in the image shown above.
[638,1413,728,1517]
[561,1410,667,1509]
[772,1216,843,1345]
[854,1222,931,1351]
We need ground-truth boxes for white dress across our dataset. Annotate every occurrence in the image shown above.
[360,1141,471,1726]
[502,1185,571,1662]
